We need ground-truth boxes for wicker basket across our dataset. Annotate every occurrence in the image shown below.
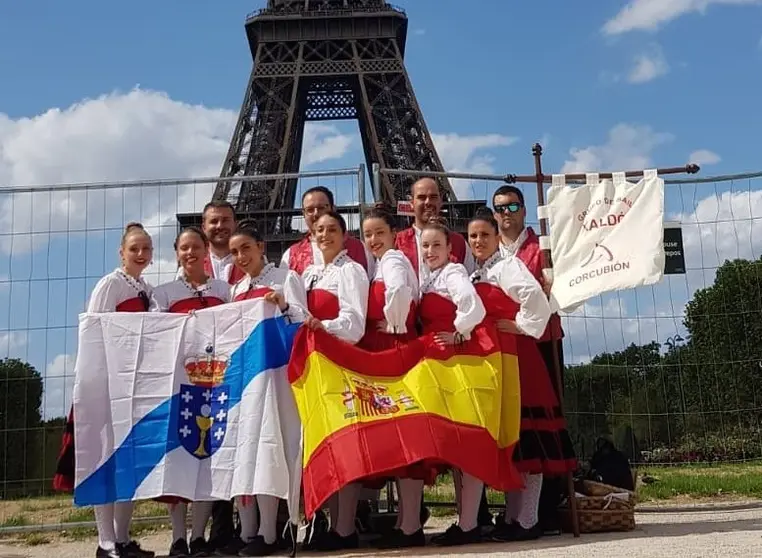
[559,480,636,533]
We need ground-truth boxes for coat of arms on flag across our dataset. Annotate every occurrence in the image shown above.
[178,345,230,459]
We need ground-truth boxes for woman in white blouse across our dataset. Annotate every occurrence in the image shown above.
[359,203,418,351]
[301,211,369,552]
[468,208,576,543]
[386,217,488,549]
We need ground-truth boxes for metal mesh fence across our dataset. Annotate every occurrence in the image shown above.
[2,166,762,528]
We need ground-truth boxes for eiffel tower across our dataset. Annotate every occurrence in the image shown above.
[211,0,455,226]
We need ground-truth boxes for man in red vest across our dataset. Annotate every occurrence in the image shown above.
[492,184,566,535]
[279,185,373,276]
[395,177,475,284]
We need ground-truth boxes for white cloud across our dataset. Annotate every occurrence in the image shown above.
[43,353,76,419]
[0,331,27,356]
[689,149,721,166]
[431,133,518,198]
[603,0,762,35]
[627,45,670,83]
[562,123,673,174]
[0,88,355,256]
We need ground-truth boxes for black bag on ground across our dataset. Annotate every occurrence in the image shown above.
[586,438,634,491]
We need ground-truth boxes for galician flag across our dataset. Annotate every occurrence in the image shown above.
[72,299,302,524]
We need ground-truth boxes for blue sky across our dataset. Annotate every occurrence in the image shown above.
[1,0,762,418]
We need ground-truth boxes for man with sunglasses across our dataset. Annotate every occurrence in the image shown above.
[491,185,566,536]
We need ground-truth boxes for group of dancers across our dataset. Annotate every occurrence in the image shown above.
[53,177,576,557]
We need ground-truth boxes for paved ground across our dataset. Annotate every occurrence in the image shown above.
[2,508,762,558]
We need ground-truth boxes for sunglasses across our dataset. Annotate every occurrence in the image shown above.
[494,202,523,214]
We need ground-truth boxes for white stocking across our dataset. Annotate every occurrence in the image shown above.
[458,472,483,533]
[113,501,135,543]
[169,502,188,543]
[453,469,463,517]
[94,504,117,551]
[257,495,280,545]
[335,483,360,537]
[190,501,213,541]
[236,496,259,543]
[517,473,543,529]
[394,480,403,530]
[503,490,522,523]
[398,479,423,535]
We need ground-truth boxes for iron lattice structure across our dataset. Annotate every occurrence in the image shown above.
[213,0,454,231]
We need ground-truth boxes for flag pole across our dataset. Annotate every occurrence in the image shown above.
[519,143,700,538]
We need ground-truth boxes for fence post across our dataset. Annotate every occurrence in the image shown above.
[372,163,381,202]
[358,164,366,220]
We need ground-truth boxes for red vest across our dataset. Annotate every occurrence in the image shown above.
[287,234,369,276]
[394,227,467,278]
[203,254,245,286]
[515,227,563,342]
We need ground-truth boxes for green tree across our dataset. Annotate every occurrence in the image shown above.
[0,358,44,498]
[683,257,762,432]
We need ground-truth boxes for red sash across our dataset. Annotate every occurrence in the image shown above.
[287,235,369,276]
[395,227,467,278]
[515,227,563,342]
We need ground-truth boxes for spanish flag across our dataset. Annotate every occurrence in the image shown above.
[288,325,523,517]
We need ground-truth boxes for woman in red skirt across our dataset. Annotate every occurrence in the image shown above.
[300,211,370,552]
[467,208,577,542]
[223,219,308,557]
[53,223,155,558]
[150,227,230,557]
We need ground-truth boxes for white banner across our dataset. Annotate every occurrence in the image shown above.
[546,169,665,310]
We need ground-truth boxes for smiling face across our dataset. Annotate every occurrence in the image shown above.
[176,230,208,275]
[302,191,333,233]
[229,233,265,276]
[362,216,395,259]
[468,219,499,263]
[202,205,236,252]
[412,178,442,226]
[314,214,345,261]
[493,192,526,236]
[421,227,451,271]
[120,230,153,276]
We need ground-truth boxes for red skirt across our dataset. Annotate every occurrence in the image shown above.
[52,408,75,492]
[513,336,577,476]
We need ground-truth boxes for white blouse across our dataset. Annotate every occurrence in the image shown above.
[280,237,376,279]
[421,262,485,339]
[149,276,231,312]
[303,249,369,344]
[411,225,476,287]
[471,251,552,339]
[373,249,419,334]
[87,268,153,313]
[230,262,309,322]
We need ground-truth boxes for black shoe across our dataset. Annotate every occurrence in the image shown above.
[310,530,359,552]
[117,540,155,558]
[431,525,481,546]
[492,522,542,542]
[355,499,373,534]
[169,539,190,557]
[375,528,425,549]
[429,523,458,544]
[96,547,120,558]
[214,536,246,556]
[189,538,211,557]
[238,535,279,557]
[301,509,329,551]
[490,520,516,541]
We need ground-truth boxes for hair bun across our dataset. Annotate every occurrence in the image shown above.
[124,221,145,232]
[236,218,259,231]
[426,215,449,227]
[474,206,494,219]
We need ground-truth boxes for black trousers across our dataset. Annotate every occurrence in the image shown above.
[537,338,566,528]
[208,500,236,546]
